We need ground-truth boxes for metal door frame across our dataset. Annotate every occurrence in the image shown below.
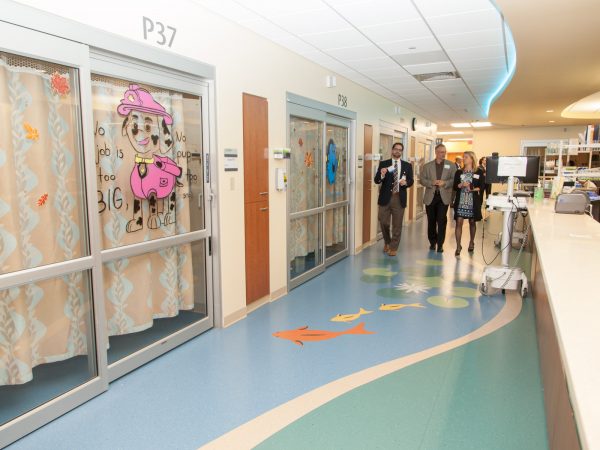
[286,93,356,290]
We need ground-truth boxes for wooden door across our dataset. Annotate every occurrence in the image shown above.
[362,124,373,244]
[243,93,269,305]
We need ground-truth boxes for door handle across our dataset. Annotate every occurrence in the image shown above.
[259,192,268,196]
[260,207,268,211]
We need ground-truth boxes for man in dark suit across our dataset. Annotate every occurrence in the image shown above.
[374,142,414,256]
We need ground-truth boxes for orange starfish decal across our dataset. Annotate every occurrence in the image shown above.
[37,193,48,206]
[50,72,70,96]
[24,122,39,141]
[304,152,313,168]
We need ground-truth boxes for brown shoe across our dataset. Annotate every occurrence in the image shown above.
[387,249,397,256]
[383,244,389,253]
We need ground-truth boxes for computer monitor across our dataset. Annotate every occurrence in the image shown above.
[486,155,540,184]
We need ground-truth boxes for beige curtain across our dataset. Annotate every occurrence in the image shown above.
[92,78,195,337]
[0,58,88,386]
[289,117,321,261]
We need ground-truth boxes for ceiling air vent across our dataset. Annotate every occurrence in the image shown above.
[414,71,460,82]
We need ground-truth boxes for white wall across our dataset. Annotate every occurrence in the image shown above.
[14,0,436,323]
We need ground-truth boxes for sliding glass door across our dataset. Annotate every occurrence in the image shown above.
[288,105,351,288]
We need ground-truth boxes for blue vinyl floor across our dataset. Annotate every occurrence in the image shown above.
[7,216,545,450]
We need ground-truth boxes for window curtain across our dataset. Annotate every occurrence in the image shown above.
[91,79,195,337]
[325,126,347,248]
[0,58,88,386]
[289,119,320,261]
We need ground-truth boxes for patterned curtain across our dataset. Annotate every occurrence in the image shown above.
[92,78,195,338]
[0,58,88,386]
[325,126,347,248]
[289,118,320,261]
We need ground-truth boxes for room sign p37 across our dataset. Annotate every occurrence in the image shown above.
[143,17,177,48]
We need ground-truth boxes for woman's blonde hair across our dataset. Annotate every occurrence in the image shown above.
[462,151,477,169]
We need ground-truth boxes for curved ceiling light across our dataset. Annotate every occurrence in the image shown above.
[561,91,600,118]
[483,21,517,117]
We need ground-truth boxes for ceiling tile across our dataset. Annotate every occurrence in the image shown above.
[300,28,370,49]
[404,61,455,75]
[454,56,506,71]
[326,44,387,60]
[392,50,448,65]
[413,0,496,18]
[196,0,261,24]
[272,8,351,35]
[437,28,504,50]
[425,9,502,35]
[359,67,410,79]
[270,35,322,55]
[383,37,441,55]
[330,0,421,27]
[236,0,325,18]
[447,44,505,61]
[359,19,432,43]
[347,57,401,71]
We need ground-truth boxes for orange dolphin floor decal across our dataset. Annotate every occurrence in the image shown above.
[272,322,375,346]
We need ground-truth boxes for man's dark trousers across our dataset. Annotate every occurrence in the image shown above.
[426,191,449,248]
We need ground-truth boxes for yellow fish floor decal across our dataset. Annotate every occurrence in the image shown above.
[379,303,425,311]
[330,307,373,323]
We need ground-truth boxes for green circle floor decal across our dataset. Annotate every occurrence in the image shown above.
[427,296,469,309]
[363,268,397,277]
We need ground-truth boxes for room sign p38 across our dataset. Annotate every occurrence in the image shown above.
[143,17,177,48]
[337,94,348,108]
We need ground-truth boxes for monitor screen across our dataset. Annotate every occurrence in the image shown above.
[486,156,540,184]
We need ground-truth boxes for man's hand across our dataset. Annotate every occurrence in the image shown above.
[380,168,388,177]
[434,180,443,187]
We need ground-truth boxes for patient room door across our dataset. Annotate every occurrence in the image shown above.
[287,103,352,289]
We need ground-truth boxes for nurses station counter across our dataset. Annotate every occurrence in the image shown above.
[527,198,600,450]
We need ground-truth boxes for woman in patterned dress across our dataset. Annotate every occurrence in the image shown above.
[453,151,485,256]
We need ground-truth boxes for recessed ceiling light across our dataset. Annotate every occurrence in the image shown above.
[546,109,554,113]
[470,122,492,127]
[450,123,472,128]
[437,131,464,135]
[408,46,417,50]
[448,138,473,141]
[549,120,555,123]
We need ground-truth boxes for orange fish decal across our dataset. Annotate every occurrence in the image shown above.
[272,322,374,346]
[37,193,48,206]
[24,122,39,141]
[304,152,313,168]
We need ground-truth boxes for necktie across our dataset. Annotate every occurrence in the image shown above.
[393,161,399,193]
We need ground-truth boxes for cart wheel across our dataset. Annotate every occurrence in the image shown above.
[502,288,506,295]
[521,287,528,298]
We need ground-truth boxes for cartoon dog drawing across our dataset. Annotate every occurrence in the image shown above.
[117,84,182,232]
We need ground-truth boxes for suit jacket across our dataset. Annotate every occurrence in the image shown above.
[374,158,414,208]
[420,159,457,206]
[453,168,485,221]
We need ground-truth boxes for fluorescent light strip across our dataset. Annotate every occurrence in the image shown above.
[450,123,471,128]
[437,131,464,135]
[471,122,492,127]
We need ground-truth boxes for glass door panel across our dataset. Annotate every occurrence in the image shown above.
[91,75,205,249]
[289,214,322,280]
[0,50,97,427]
[104,240,207,364]
[325,124,348,204]
[91,74,210,368]
[0,272,96,426]
[325,206,347,259]
[289,116,322,213]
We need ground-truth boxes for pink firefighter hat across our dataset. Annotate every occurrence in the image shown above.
[117,84,173,125]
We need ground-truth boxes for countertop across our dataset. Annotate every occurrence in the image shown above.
[527,198,600,450]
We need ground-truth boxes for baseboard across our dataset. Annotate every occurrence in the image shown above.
[223,307,247,328]
[355,238,377,254]
[223,287,289,328]
[270,286,287,302]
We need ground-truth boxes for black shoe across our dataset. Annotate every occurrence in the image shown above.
[437,246,444,253]
[429,244,436,251]
[455,246,462,256]
[468,243,475,253]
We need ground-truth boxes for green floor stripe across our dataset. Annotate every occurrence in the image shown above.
[256,300,548,450]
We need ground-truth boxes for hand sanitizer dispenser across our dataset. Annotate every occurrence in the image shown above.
[276,168,287,191]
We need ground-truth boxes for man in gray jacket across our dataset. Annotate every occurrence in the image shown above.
[420,144,456,252]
